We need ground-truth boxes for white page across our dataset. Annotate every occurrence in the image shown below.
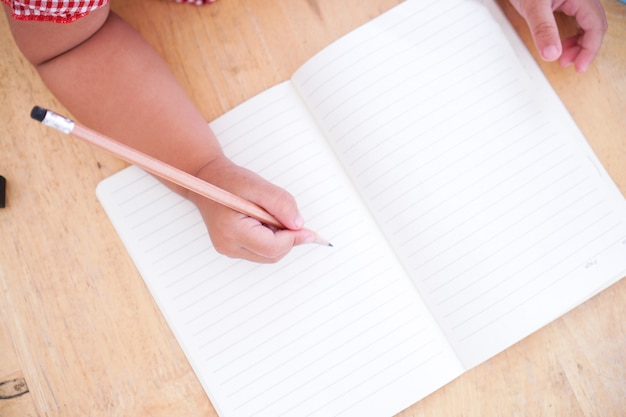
[292,0,626,367]
[97,82,462,417]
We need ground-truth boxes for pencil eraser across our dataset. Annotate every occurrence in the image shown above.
[31,106,47,122]
[0,176,6,208]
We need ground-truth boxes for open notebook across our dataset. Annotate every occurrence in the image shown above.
[96,1,626,416]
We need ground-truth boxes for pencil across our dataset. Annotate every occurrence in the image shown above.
[30,106,331,246]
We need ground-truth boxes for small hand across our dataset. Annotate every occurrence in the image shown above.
[188,156,318,263]
[509,0,607,72]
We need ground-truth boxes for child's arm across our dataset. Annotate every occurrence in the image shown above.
[4,4,316,262]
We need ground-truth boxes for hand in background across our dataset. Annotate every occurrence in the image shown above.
[509,0,607,72]
[189,156,318,263]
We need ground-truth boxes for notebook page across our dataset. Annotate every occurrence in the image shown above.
[97,82,462,417]
[292,0,626,368]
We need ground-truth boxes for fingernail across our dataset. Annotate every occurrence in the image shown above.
[576,61,590,73]
[542,45,560,61]
[293,214,305,229]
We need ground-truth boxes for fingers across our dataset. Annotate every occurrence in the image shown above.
[518,0,563,61]
[241,226,318,263]
[247,181,305,231]
[558,35,582,68]
[558,1,607,72]
[511,0,607,72]
[209,213,317,263]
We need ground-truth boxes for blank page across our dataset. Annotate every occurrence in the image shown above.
[292,0,626,367]
[97,82,462,417]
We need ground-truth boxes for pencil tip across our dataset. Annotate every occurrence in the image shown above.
[328,242,334,247]
[313,233,332,247]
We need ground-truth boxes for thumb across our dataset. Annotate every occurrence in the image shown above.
[523,2,562,61]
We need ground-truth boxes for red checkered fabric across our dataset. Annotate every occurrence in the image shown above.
[1,0,110,23]
[2,0,216,23]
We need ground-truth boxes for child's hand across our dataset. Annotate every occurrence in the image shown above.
[509,0,607,72]
[188,156,318,263]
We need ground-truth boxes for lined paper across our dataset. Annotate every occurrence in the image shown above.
[97,82,461,417]
[293,0,626,367]
[97,1,626,416]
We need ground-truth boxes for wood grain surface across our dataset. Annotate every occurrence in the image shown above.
[1,1,624,416]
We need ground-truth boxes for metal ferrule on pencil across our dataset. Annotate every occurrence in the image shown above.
[31,106,75,135]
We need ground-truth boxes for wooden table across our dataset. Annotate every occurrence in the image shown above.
[1,1,625,416]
